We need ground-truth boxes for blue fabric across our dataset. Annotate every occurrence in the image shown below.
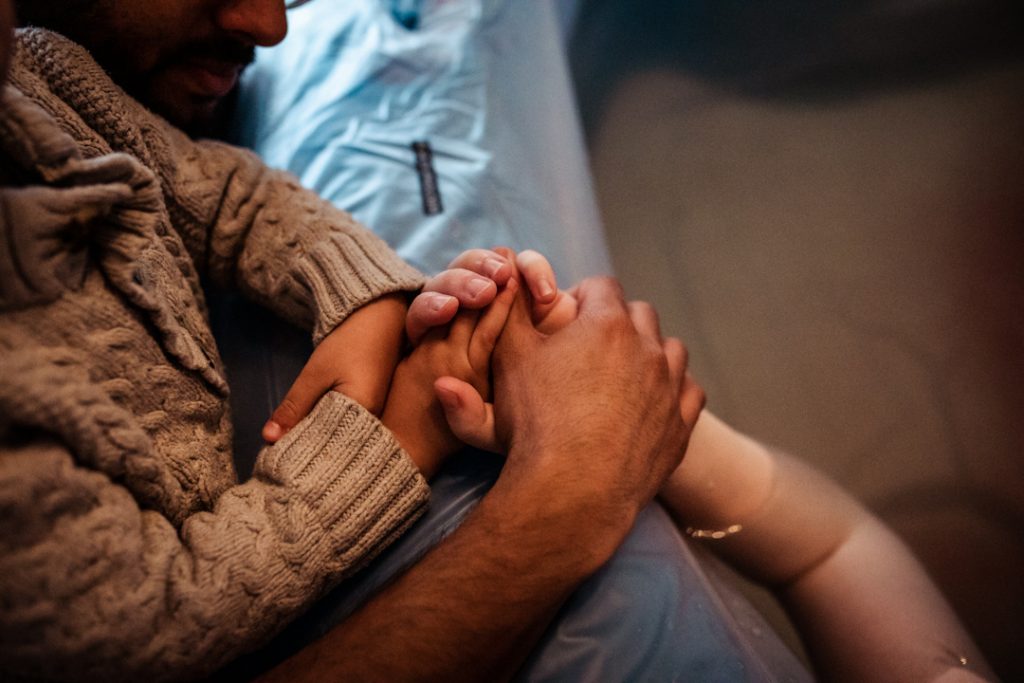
[234,0,611,282]
[217,449,810,682]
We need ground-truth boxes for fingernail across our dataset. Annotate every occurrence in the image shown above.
[537,279,554,298]
[262,420,282,442]
[468,276,491,298]
[483,256,506,278]
[436,385,460,409]
[429,293,455,312]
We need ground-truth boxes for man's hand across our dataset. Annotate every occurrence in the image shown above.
[489,277,704,554]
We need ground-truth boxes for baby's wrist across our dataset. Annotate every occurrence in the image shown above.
[379,414,435,477]
[381,385,459,479]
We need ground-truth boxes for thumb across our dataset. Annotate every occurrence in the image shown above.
[263,363,331,443]
[406,291,459,344]
[434,377,501,453]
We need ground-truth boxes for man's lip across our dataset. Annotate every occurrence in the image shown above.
[182,59,242,98]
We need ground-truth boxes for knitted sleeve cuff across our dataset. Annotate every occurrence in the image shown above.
[253,390,430,569]
[297,230,425,345]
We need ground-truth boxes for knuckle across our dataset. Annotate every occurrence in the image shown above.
[470,249,494,271]
[448,248,478,268]
[598,276,625,297]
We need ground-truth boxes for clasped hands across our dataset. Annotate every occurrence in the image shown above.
[263,248,705,500]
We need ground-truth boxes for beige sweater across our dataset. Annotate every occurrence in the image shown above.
[0,30,430,682]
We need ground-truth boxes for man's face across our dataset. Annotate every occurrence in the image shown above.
[19,0,288,132]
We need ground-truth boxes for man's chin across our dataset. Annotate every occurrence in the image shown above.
[144,87,224,137]
[139,67,243,138]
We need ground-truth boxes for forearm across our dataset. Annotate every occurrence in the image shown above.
[660,411,857,582]
[258,465,626,683]
[659,411,993,680]
[781,511,993,681]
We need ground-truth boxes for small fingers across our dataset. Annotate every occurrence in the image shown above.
[263,366,328,443]
[446,307,482,348]
[515,249,558,304]
[446,248,515,286]
[469,279,518,372]
[422,268,498,309]
[628,300,662,342]
[663,337,686,389]
[406,292,459,344]
[491,246,517,264]
[492,275,540,366]
[408,251,518,344]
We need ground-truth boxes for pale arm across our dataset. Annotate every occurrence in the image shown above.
[659,411,995,682]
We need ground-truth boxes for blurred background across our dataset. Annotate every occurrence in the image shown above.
[566,0,1023,678]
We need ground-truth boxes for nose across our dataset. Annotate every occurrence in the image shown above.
[216,0,288,47]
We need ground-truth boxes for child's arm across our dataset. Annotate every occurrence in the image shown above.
[263,248,528,442]
[660,412,995,682]
[381,280,518,478]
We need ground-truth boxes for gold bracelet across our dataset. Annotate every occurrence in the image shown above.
[685,524,743,540]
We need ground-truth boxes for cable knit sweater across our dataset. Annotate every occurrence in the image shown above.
[0,30,431,682]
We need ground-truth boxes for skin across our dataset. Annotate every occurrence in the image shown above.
[382,280,518,477]
[259,276,703,682]
[4,3,701,681]
[261,248,535,443]
[661,414,995,682]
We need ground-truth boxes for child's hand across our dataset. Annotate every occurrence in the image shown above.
[260,293,409,446]
[509,249,579,334]
[262,248,524,445]
[381,280,518,478]
[428,249,583,454]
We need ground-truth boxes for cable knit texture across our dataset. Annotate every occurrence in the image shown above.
[0,30,430,682]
